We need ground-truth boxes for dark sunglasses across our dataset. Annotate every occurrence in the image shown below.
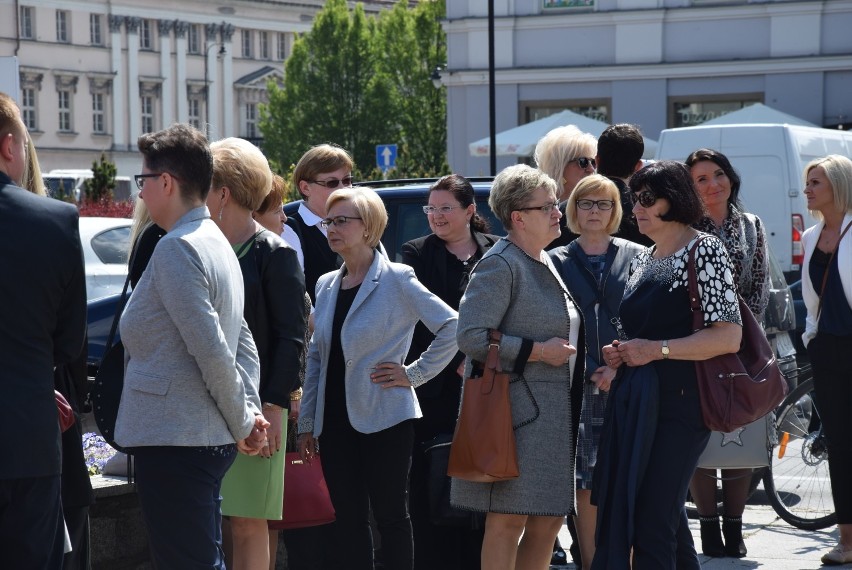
[308,176,354,189]
[630,189,658,208]
[574,157,596,169]
[576,199,614,211]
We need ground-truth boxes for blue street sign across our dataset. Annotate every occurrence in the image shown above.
[376,144,398,171]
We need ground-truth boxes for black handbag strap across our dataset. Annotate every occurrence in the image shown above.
[103,229,144,358]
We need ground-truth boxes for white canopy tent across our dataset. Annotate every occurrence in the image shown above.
[701,103,818,127]
[468,109,658,160]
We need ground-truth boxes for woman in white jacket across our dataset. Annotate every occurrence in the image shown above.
[800,154,852,566]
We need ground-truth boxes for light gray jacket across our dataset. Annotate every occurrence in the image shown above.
[298,250,458,437]
[115,206,262,448]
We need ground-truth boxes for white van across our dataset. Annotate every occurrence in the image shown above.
[655,124,852,281]
[42,169,133,202]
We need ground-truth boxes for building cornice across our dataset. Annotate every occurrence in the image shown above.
[445,54,852,87]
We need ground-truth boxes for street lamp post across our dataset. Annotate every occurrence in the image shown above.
[204,42,226,140]
[488,0,496,176]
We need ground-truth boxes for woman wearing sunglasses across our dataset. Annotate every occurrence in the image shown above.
[282,144,355,305]
[534,124,598,250]
[400,174,499,569]
[549,174,645,570]
[596,161,743,569]
[297,187,458,570]
[685,148,770,559]
[452,164,584,570]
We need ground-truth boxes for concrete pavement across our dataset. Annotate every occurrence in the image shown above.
[554,490,845,569]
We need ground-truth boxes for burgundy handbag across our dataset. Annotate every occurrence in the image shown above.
[55,390,75,433]
[687,238,787,433]
[447,330,520,482]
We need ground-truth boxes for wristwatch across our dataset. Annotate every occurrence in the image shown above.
[661,340,670,360]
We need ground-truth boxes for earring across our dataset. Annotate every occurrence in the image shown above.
[218,205,224,222]
[562,177,568,185]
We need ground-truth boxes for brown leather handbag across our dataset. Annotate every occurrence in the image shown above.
[687,238,787,433]
[447,330,520,482]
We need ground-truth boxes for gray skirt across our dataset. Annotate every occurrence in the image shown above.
[450,365,575,516]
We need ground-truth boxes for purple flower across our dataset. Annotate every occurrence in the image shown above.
[82,432,118,475]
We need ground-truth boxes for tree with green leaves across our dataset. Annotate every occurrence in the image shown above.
[82,153,116,203]
[261,0,398,173]
[260,0,448,177]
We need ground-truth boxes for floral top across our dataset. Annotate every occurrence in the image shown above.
[694,205,769,321]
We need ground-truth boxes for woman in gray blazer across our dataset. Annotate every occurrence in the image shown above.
[114,124,269,570]
[451,164,584,570]
[297,187,458,570]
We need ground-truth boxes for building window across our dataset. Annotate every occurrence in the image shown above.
[20,6,34,39]
[21,88,37,130]
[90,14,103,46]
[141,96,154,134]
[188,24,201,54]
[56,10,69,43]
[542,0,594,8]
[92,93,105,133]
[670,97,761,128]
[523,102,609,123]
[188,97,202,129]
[140,19,153,49]
[58,89,73,132]
[245,103,258,138]
[242,30,253,58]
[259,32,269,60]
[277,33,287,60]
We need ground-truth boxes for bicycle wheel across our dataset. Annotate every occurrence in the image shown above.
[763,376,837,530]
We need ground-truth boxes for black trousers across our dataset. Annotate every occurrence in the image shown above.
[634,389,710,570]
[320,418,415,570]
[134,445,237,570]
[0,474,64,570]
[809,332,852,524]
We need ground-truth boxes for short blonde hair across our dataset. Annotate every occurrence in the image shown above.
[489,164,557,230]
[534,125,598,199]
[565,174,623,235]
[326,187,387,249]
[210,137,273,211]
[805,154,852,221]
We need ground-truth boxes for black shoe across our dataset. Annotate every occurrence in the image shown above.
[569,540,581,565]
[699,515,725,557]
[550,545,569,566]
[723,516,748,558]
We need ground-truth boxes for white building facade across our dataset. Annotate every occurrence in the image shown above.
[1,0,394,177]
[444,0,852,175]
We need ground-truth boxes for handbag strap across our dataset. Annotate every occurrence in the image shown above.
[817,220,852,317]
[686,236,710,332]
[103,229,144,359]
[485,329,504,373]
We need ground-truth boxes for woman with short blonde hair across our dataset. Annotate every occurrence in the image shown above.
[534,125,598,201]
[564,174,623,235]
[325,187,388,249]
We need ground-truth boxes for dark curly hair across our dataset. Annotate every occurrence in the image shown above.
[429,174,490,233]
[684,148,742,208]
[628,160,705,225]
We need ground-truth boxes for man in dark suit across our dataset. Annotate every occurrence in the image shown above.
[0,91,87,568]
[596,123,655,247]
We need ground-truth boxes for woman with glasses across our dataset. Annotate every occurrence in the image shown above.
[207,138,307,570]
[114,124,269,569]
[282,144,354,305]
[400,174,498,570]
[297,187,458,570]
[685,148,770,559]
[549,174,645,570]
[451,164,584,570]
[595,161,742,570]
[534,125,598,250]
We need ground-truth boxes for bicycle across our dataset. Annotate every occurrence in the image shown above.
[762,364,837,531]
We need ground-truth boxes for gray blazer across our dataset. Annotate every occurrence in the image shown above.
[115,206,262,448]
[298,250,458,437]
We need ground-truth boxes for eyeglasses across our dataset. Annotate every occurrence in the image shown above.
[319,215,362,229]
[576,199,615,211]
[134,173,162,190]
[422,205,459,215]
[517,202,559,214]
[630,190,658,208]
[308,176,354,189]
[573,157,596,170]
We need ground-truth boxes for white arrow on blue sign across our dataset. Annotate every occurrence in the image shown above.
[376,144,398,171]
